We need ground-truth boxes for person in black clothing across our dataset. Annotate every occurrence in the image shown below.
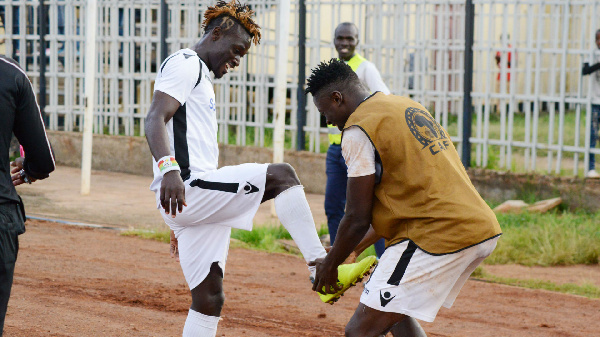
[0,55,55,335]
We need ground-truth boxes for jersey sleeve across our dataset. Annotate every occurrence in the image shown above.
[363,62,391,95]
[154,53,200,105]
[342,126,376,178]
[12,72,56,180]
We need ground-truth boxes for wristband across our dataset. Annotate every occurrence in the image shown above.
[157,156,181,176]
[19,169,32,184]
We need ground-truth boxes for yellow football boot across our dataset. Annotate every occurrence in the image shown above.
[318,255,378,304]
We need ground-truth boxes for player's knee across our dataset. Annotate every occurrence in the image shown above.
[263,163,301,202]
[269,163,300,186]
[190,288,225,316]
[190,263,225,315]
[344,326,363,337]
[207,289,225,313]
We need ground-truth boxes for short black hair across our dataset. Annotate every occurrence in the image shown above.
[305,59,360,96]
[335,22,358,36]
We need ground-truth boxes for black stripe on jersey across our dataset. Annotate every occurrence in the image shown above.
[194,58,203,88]
[173,104,191,181]
[189,179,239,193]
[160,52,179,73]
[387,241,418,286]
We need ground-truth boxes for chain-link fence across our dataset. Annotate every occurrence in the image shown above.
[1,0,599,176]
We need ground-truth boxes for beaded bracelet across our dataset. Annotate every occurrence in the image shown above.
[157,156,181,176]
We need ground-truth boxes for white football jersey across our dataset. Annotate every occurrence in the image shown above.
[150,48,218,194]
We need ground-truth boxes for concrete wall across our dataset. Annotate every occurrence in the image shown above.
[47,131,599,212]
[468,169,600,212]
[46,131,326,194]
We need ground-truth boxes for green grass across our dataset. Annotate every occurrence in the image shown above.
[122,228,170,243]
[122,210,600,268]
[230,225,326,254]
[472,266,600,299]
[122,208,600,297]
[445,109,599,175]
[488,210,600,266]
[121,224,376,261]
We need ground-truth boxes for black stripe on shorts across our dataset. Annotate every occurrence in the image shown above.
[190,179,239,193]
[387,240,418,286]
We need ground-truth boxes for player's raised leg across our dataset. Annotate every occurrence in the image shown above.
[263,163,377,302]
[263,163,328,266]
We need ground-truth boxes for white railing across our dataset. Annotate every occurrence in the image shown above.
[0,0,598,176]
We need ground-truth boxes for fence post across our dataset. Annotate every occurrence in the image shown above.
[160,0,168,62]
[81,0,97,195]
[39,0,47,123]
[462,0,474,169]
[296,0,306,151]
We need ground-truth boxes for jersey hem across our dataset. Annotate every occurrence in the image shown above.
[386,233,503,256]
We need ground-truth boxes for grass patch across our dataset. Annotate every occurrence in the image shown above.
[122,228,170,243]
[489,211,600,266]
[472,266,600,299]
[121,224,380,261]
[230,225,301,254]
[122,211,600,297]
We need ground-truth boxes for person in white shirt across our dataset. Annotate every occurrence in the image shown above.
[582,28,600,179]
[325,22,390,259]
[144,2,373,336]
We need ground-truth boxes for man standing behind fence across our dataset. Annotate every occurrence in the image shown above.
[582,28,600,179]
[0,55,56,335]
[326,22,390,260]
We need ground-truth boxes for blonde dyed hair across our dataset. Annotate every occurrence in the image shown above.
[202,0,261,45]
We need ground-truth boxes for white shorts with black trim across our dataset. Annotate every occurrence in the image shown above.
[360,236,499,322]
[158,163,269,290]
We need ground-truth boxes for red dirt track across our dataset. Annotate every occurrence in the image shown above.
[5,220,600,337]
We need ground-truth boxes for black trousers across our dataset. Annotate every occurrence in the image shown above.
[0,202,25,336]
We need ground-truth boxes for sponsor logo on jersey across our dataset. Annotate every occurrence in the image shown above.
[405,107,450,156]
[379,290,396,307]
[243,182,259,194]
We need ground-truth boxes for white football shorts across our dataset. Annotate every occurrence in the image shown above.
[159,163,269,289]
[360,236,499,322]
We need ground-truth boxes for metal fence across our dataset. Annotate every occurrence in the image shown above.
[0,0,599,176]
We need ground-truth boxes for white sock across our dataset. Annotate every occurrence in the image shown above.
[274,185,328,267]
[182,309,219,337]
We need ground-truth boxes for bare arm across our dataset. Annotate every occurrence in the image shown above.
[145,90,180,159]
[352,225,383,258]
[145,90,187,217]
[312,173,376,294]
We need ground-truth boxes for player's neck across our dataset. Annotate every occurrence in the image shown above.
[191,39,212,71]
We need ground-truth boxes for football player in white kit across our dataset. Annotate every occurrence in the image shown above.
[144,2,376,336]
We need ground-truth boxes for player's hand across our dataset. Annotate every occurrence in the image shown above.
[10,157,35,186]
[169,230,179,262]
[160,171,187,218]
[310,258,343,295]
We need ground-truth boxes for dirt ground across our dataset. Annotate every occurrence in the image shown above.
[5,166,600,336]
